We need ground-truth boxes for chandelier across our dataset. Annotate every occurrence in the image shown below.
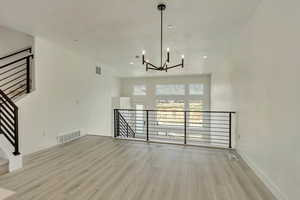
[142,4,184,72]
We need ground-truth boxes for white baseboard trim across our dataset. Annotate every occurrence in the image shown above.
[87,134,112,138]
[86,132,113,137]
[237,150,288,200]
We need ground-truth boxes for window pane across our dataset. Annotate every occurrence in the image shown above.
[156,100,184,126]
[189,100,203,111]
[189,100,204,127]
[133,85,146,95]
[189,84,204,95]
[156,84,185,95]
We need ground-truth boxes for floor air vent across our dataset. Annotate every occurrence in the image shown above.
[57,130,81,144]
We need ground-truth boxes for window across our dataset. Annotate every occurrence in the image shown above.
[156,99,185,111]
[189,84,204,95]
[189,100,203,111]
[133,85,146,95]
[156,84,185,95]
[156,100,184,126]
[188,100,204,127]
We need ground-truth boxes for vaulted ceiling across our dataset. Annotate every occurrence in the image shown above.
[0,0,260,76]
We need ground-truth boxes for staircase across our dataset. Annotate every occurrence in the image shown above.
[114,110,135,138]
[0,47,34,172]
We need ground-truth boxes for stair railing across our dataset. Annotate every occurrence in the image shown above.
[0,47,34,155]
[0,47,32,61]
[0,89,19,155]
[0,47,34,98]
[114,109,135,138]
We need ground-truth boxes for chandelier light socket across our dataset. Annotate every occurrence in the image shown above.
[142,54,145,64]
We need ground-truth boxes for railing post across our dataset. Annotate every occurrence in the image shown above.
[114,109,117,138]
[146,110,149,141]
[126,124,129,137]
[13,107,20,155]
[26,57,30,93]
[184,111,187,144]
[229,112,232,149]
[0,104,2,134]
[117,110,120,137]
[115,109,120,138]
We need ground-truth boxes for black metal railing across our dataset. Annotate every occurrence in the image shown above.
[115,110,135,138]
[0,47,34,155]
[0,47,33,99]
[0,89,19,155]
[114,109,236,149]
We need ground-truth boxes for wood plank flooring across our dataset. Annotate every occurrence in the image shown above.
[0,136,276,200]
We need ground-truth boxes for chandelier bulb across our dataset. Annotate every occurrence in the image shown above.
[181,54,185,59]
[167,48,170,52]
[142,50,146,55]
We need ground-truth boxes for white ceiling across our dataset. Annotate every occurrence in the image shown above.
[0,0,260,76]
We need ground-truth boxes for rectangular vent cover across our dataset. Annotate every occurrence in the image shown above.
[57,130,81,144]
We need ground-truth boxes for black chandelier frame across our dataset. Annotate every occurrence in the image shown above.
[142,4,184,72]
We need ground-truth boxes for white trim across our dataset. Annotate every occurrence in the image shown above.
[237,150,288,200]
[87,134,112,138]
[0,135,23,172]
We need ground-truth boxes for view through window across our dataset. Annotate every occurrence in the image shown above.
[156,100,184,126]
[156,84,185,95]
[189,84,204,95]
[188,100,204,127]
[133,85,146,95]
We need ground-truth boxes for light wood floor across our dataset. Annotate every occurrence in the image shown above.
[0,136,276,200]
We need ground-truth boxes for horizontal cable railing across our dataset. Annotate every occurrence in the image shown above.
[0,89,19,155]
[115,110,135,138]
[0,53,33,100]
[114,109,236,149]
[0,47,34,155]
[0,47,32,61]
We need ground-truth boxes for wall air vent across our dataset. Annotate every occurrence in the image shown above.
[57,130,81,144]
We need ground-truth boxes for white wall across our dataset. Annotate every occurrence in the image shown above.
[209,61,233,111]
[231,1,300,199]
[16,37,120,155]
[0,26,33,56]
[0,26,36,91]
